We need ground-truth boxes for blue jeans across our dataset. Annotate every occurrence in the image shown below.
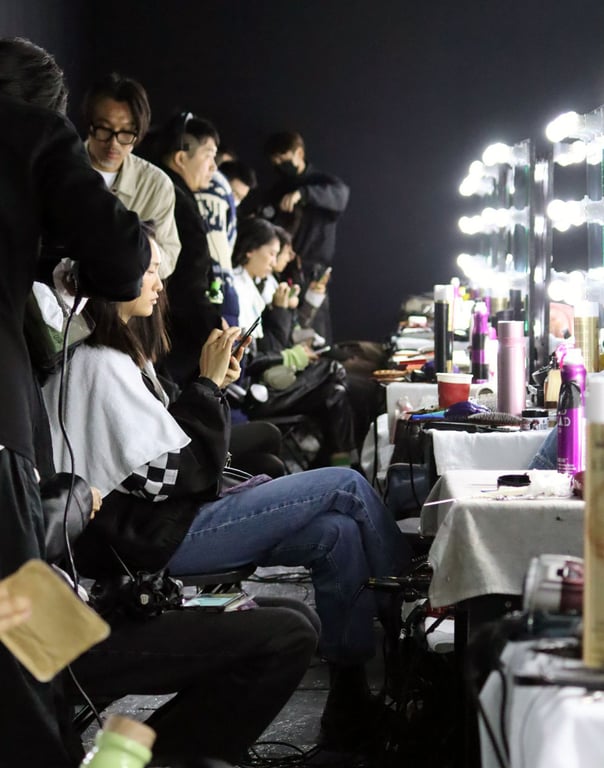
[168,467,412,663]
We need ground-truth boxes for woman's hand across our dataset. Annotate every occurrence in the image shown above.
[199,327,241,387]
[0,582,31,633]
[90,487,102,520]
[272,282,290,308]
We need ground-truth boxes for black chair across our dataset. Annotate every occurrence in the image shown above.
[176,563,256,594]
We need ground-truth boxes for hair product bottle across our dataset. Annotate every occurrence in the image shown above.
[496,320,526,415]
[574,301,600,373]
[433,284,451,374]
[583,376,604,667]
[80,715,156,768]
[471,300,489,383]
[556,348,586,476]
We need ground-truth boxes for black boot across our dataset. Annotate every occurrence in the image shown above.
[317,663,384,752]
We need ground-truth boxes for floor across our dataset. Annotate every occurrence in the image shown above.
[81,566,459,768]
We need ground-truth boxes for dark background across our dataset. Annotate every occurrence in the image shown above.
[3,0,604,341]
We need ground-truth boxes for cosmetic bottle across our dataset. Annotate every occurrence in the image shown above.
[471,301,489,383]
[80,716,155,768]
[583,376,604,667]
[497,320,526,416]
[433,284,451,374]
[556,348,586,476]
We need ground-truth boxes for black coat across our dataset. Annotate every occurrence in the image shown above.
[263,163,349,273]
[161,167,222,385]
[0,95,150,464]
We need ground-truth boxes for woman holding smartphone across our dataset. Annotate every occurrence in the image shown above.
[232,218,358,469]
[43,231,413,753]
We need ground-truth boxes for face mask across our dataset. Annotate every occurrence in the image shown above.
[276,160,299,177]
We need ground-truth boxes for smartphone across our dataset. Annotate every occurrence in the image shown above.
[232,315,262,354]
[183,592,246,612]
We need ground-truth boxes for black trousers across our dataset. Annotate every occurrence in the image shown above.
[0,449,76,768]
[69,602,319,766]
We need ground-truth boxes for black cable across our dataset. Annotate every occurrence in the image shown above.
[496,665,510,760]
[57,291,104,731]
[57,293,83,592]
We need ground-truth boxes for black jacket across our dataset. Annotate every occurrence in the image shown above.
[74,377,230,575]
[263,163,349,273]
[161,167,222,385]
[0,95,149,464]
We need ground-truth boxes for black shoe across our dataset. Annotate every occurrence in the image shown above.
[317,692,386,753]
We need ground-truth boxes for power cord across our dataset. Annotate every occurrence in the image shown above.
[57,290,104,730]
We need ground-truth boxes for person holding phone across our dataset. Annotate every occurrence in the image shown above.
[232,218,358,469]
[43,233,413,755]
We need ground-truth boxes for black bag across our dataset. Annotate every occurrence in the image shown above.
[246,357,346,416]
[40,472,94,564]
[90,568,183,623]
[390,419,428,466]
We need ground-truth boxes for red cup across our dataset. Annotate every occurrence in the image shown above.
[436,373,472,409]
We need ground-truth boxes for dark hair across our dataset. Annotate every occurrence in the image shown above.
[0,37,67,113]
[82,72,151,142]
[219,160,257,190]
[129,289,171,364]
[264,130,304,158]
[232,218,278,268]
[85,298,148,368]
[154,112,219,162]
[273,225,292,250]
[86,226,170,365]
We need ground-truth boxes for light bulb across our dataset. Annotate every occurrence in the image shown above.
[482,142,512,166]
[548,278,567,302]
[546,111,580,143]
[553,140,586,167]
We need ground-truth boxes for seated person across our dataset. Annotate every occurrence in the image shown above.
[232,218,358,468]
[42,236,413,750]
[68,583,318,766]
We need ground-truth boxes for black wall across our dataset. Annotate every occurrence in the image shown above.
[4,0,604,341]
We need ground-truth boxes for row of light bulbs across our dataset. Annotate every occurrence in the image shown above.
[459,107,604,235]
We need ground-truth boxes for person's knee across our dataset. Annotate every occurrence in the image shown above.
[270,607,319,663]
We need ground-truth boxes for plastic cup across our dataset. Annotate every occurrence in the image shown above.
[436,372,473,409]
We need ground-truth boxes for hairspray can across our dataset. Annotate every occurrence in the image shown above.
[583,376,604,666]
[497,320,526,415]
[574,301,600,373]
[471,300,489,383]
[556,348,586,475]
[433,285,450,374]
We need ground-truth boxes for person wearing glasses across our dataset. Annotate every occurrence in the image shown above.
[82,73,181,278]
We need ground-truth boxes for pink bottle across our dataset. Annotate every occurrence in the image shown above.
[497,320,526,416]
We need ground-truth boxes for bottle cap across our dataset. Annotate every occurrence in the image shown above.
[103,715,156,750]
[586,376,604,424]
[574,300,599,319]
[563,347,584,366]
[497,320,524,345]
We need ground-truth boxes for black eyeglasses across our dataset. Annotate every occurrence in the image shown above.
[90,125,138,146]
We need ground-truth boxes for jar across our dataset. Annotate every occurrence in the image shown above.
[521,408,549,431]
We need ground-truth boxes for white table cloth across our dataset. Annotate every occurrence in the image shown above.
[480,640,604,768]
[428,428,550,475]
[421,469,584,608]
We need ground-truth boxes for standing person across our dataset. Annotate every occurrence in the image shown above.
[150,113,226,384]
[263,130,350,343]
[0,36,150,767]
[82,72,181,278]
